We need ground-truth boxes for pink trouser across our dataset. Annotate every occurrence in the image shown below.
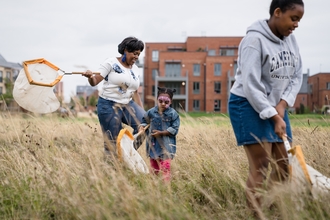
[149,158,171,182]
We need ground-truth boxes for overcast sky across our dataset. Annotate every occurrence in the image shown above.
[1,0,329,102]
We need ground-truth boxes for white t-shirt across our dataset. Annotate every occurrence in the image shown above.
[98,57,140,104]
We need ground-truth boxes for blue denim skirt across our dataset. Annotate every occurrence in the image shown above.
[228,93,292,146]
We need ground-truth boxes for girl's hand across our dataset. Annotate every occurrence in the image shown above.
[271,114,286,138]
[151,130,162,138]
[151,130,170,137]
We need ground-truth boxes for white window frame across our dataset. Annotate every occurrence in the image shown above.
[193,82,200,94]
[152,50,159,62]
[193,64,200,76]
[193,100,200,111]
[214,63,221,76]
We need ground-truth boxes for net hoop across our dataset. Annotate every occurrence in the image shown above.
[23,58,64,87]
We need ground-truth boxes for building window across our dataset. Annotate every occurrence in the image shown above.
[0,87,2,94]
[167,46,185,51]
[6,71,11,80]
[152,69,158,80]
[193,100,200,111]
[327,82,330,90]
[214,63,222,76]
[214,82,221,93]
[208,50,216,56]
[193,82,200,94]
[164,82,181,95]
[214,100,221,112]
[13,69,19,80]
[0,71,2,83]
[193,64,200,76]
[308,84,313,94]
[152,50,159,62]
[165,63,181,77]
[220,49,235,56]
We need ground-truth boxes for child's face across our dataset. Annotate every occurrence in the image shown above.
[274,4,304,38]
[157,93,171,111]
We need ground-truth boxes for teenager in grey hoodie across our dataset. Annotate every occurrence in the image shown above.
[228,0,304,215]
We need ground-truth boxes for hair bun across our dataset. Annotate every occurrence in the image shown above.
[157,87,175,99]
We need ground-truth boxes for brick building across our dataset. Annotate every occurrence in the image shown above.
[0,54,21,94]
[143,37,242,113]
[0,54,22,110]
[307,72,330,113]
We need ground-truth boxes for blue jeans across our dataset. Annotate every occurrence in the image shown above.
[97,97,145,154]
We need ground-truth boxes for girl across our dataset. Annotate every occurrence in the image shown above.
[228,0,304,215]
[139,87,180,182]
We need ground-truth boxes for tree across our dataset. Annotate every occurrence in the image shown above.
[88,95,98,107]
[299,103,305,114]
[2,78,14,106]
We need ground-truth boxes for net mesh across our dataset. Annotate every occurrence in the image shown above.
[289,145,330,196]
[117,128,149,174]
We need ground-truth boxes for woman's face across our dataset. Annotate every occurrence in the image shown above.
[274,4,304,38]
[125,50,141,66]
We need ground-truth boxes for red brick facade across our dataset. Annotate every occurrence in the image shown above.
[143,37,242,113]
[307,73,330,112]
[142,38,330,114]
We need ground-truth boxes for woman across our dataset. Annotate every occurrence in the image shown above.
[228,0,304,215]
[83,36,145,157]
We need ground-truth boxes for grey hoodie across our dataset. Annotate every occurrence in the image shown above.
[230,19,303,119]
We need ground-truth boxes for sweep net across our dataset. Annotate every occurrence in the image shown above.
[13,59,64,114]
[284,138,330,197]
[116,128,149,174]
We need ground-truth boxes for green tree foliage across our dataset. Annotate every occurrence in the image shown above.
[79,96,86,107]
[2,78,14,106]
[88,96,97,107]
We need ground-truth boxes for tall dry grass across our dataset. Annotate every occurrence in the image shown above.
[0,112,330,220]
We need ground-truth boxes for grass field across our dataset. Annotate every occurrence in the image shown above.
[0,111,329,220]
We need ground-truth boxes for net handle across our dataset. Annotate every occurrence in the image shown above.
[134,124,150,140]
[282,135,293,164]
[65,72,101,75]
[23,58,100,87]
